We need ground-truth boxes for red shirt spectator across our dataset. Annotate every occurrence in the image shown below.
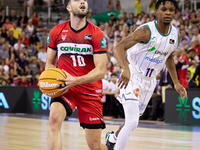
[18,32,30,45]
[18,74,31,86]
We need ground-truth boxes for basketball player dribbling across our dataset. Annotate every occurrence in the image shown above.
[106,0,187,150]
[46,0,108,149]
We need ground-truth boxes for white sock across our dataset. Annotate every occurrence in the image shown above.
[108,132,117,143]
[115,101,139,150]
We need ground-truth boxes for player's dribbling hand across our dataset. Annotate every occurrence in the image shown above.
[57,69,78,95]
[174,83,187,100]
[118,67,130,89]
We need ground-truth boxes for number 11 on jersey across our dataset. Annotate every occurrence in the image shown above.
[146,68,154,77]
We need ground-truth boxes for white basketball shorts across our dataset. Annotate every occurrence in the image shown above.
[117,64,156,115]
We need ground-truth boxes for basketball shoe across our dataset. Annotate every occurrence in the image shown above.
[105,131,116,150]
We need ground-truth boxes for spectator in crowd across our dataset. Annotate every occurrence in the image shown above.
[26,19,34,38]
[6,30,18,46]
[1,25,8,38]
[149,0,156,13]
[32,72,40,86]
[190,28,200,45]
[126,13,134,28]
[17,11,29,29]
[35,20,47,41]
[38,61,45,74]
[123,12,128,22]
[135,0,141,15]
[0,10,8,27]
[107,0,114,10]
[188,59,197,79]
[29,33,39,45]
[186,70,197,88]
[136,14,144,26]
[8,66,18,86]
[9,22,22,39]
[17,73,31,86]
[23,0,34,13]
[171,14,180,27]
[116,0,121,12]
[0,43,9,60]
[37,46,47,63]
[30,11,39,25]
[16,52,29,75]
[0,58,9,75]
[177,49,197,88]
[9,10,17,23]
[87,12,96,25]
[0,31,5,46]
[6,51,16,69]
[14,39,25,55]
[107,73,121,118]
[183,7,191,20]
[3,18,13,30]
[58,14,66,24]
[178,38,190,50]
[18,32,30,46]
[192,38,200,56]
[180,29,190,46]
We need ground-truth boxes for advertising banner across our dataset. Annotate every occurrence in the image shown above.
[0,87,26,113]
[165,89,200,125]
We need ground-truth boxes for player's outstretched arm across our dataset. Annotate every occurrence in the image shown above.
[165,53,187,100]
[45,47,57,70]
[114,26,150,88]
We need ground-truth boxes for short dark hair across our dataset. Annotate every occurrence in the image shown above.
[155,0,178,9]
[187,49,196,54]
[111,73,117,77]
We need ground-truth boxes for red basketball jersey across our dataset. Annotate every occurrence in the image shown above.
[47,21,107,96]
[178,55,189,88]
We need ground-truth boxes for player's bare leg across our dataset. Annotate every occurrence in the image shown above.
[85,128,107,150]
[47,102,66,150]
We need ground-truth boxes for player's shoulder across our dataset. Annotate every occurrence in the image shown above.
[50,21,70,33]
[87,21,103,34]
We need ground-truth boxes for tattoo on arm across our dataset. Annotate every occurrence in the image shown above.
[120,26,148,49]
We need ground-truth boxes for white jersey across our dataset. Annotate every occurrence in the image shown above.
[127,20,179,80]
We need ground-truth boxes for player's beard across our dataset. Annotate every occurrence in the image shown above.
[71,7,88,18]
[163,22,170,25]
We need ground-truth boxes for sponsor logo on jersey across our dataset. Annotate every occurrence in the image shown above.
[62,34,67,41]
[47,35,50,44]
[62,30,68,32]
[155,50,168,56]
[100,37,107,49]
[148,47,156,52]
[40,82,58,87]
[133,88,139,98]
[84,34,92,40]
[145,57,163,64]
[60,46,92,52]
[169,39,175,44]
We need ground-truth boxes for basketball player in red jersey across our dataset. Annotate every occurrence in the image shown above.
[46,0,107,150]
[177,49,196,88]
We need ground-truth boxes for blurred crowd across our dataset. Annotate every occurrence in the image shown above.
[0,0,200,121]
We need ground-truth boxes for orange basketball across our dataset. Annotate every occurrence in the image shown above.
[38,68,66,98]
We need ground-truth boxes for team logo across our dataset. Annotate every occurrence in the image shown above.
[84,34,92,40]
[133,88,139,98]
[100,37,107,49]
[62,34,67,41]
[47,35,50,44]
[169,39,175,44]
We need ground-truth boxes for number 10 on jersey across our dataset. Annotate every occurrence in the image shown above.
[70,55,86,67]
[146,68,154,77]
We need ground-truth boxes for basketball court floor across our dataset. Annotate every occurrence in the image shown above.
[0,114,199,150]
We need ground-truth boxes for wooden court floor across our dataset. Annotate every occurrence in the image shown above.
[0,115,200,150]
